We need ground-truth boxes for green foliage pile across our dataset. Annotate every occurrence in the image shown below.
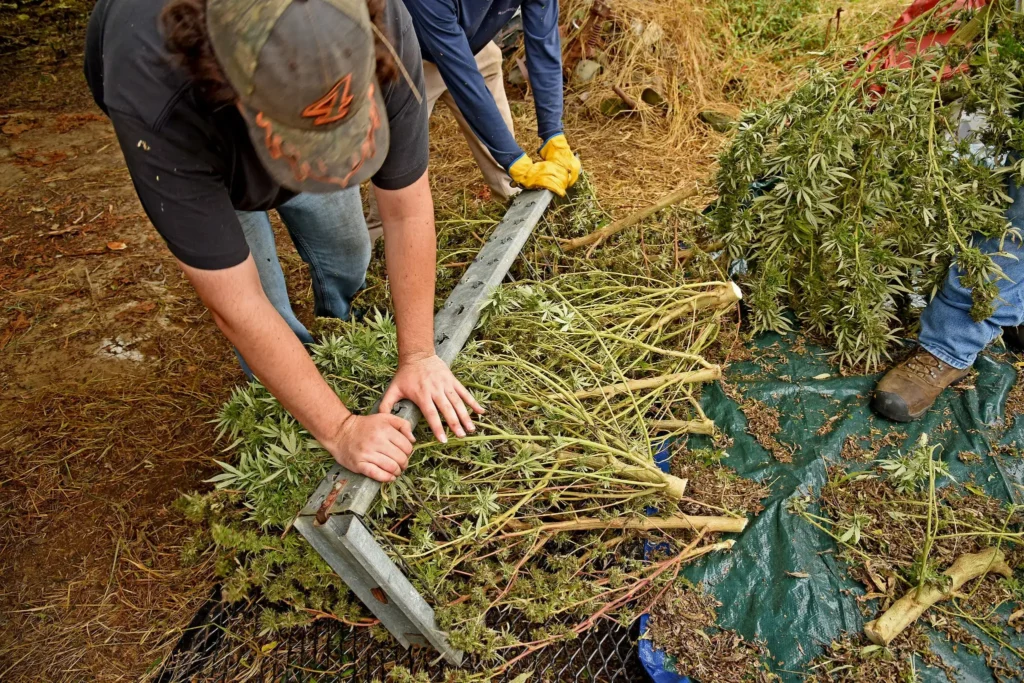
[179,266,752,672]
[707,2,1024,368]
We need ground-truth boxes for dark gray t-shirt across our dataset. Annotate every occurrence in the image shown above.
[84,0,428,270]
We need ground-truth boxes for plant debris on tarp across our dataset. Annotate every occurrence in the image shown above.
[739,398,793,462]
[669,327,1024,683]
[645,582,777,682]
[790,436,1024,681]
[670,447,771,518]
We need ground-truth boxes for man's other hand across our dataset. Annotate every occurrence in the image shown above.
[327,413,415,482]
[540,134,581,187]
[379,353,485,444]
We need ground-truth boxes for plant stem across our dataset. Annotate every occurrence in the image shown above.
[558,184,699,253]
[864,547,1012,646]
[648,418,716,435]
[562,367,722,401]
[503,513,748,536]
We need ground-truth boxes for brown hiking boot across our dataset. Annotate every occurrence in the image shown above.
[872,347,970,423]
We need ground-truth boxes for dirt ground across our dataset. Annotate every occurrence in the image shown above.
[0,9,237,679]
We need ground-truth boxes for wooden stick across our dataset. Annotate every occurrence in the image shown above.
[559,184,699,253]
[864,548,1012,646]
[611,84,638,110]
[562,366,722,401]
[508,514,747,535]
[649,418,716,435]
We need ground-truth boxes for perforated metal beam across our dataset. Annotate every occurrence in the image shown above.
[295,189,553,665]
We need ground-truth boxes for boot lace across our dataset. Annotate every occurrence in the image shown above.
[903,350,944,382]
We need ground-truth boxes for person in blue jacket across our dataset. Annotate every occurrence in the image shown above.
[403,0,581,198]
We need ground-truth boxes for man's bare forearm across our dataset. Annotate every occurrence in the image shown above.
[212,302,354,441]
[370,171,484,442]
[374,172,437,363]
[180,257,352,445]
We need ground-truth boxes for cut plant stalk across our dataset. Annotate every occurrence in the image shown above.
[864,547,1012,646]
[649,418,716,435]
[504,513,748,535]
[646,282,743,333]
[562,452,689,500]
[562,367,722,401]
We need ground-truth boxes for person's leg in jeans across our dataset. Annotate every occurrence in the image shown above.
[235,209,314,377]
[276,188,371,322]
[234,188,370,376]
[874,178,1024,420]
[918,177,1024,370]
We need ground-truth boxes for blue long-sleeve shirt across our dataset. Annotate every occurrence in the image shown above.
[403,0,565,170]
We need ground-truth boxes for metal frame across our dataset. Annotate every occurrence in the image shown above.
[295,189,554,665]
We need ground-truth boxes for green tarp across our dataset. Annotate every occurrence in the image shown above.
[680,333,1023,681]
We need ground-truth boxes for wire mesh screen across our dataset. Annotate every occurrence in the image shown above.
[157,592,648,682]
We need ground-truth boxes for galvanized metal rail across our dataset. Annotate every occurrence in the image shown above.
[295,189,554,665]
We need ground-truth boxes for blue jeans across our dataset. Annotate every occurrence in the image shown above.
[919,179,1024,369]
[235,188,371,374]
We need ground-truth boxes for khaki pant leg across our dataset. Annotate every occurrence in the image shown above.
[439,41,518,200]
[365,61,448,241]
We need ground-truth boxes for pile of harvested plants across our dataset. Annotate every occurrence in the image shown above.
[705,1,1024,369]
[178,267,753,673]
[791,435,1024,681]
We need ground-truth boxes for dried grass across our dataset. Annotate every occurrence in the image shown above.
[0,352,234,680]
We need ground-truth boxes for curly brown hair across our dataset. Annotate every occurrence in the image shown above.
[160,0,397,106]
[366,0,398,83]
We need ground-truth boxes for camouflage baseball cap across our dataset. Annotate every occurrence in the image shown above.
[206,0,389,192]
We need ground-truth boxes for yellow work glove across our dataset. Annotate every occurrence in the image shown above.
[508,154,570,197]
[539,133,581,187]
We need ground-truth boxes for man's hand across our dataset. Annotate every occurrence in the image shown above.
[379,353,484,443]
[540,134,581,187]
[180,256,413,482]
[508,154,571,196]
[326,413,415,483]
[374,175,483,444]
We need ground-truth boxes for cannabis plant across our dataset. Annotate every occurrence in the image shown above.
[182,269,750,673]
[708,2,1024,368]
[878,434,953,494]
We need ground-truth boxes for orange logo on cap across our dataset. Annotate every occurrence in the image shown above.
[256,83,380,190]
[302,74,354,125]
